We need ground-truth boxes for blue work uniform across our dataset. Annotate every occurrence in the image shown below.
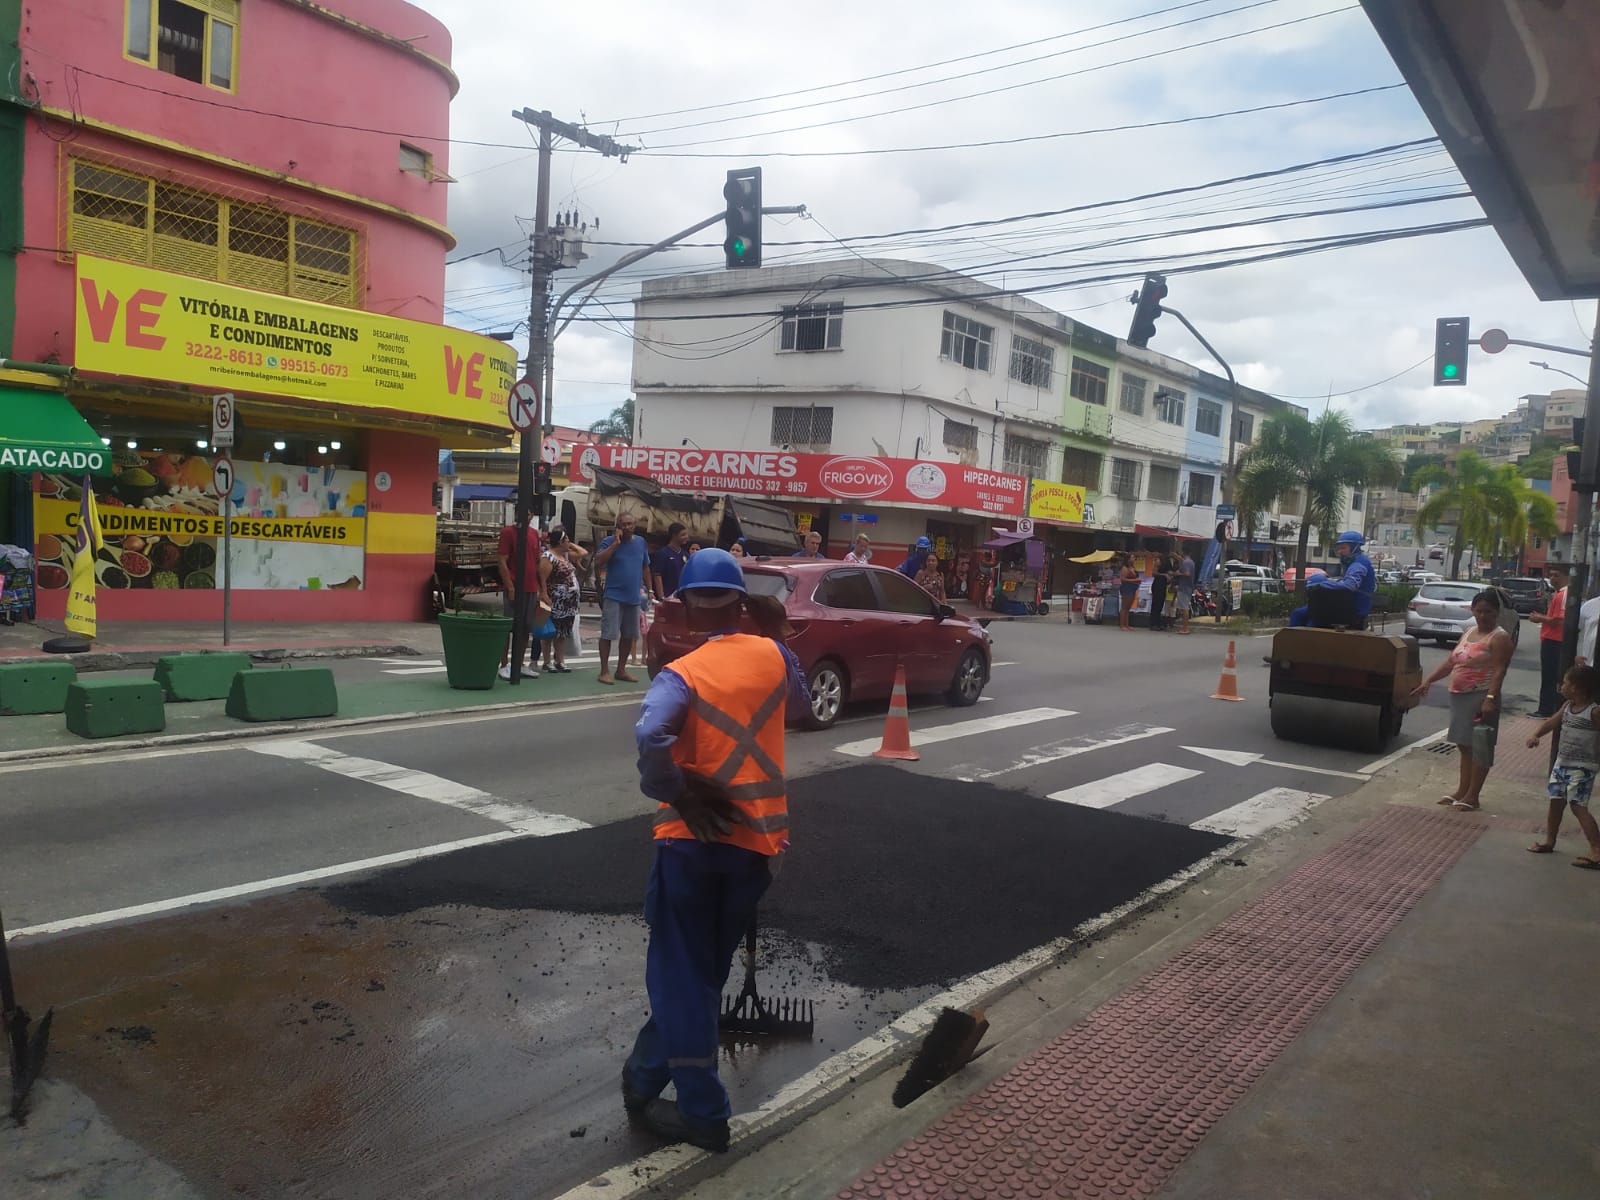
[897,550,929,578]
[624,633,810,1124]
[1289,552,1376,627]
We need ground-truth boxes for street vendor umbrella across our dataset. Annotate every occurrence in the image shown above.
[1068,550,1117,564]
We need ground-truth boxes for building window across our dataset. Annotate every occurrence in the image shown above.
[1069,357,1110,406]
[1195,398,1223,438]
[1119,373,1146,416]
[68,160,361,306]
[1534,536,1543,549]
[1235,411,1254,443]
[1062,448,1102,490]
[1110,457,1142,499]
[1003,434,1050,478]
[1147,464,1180,503]
[943,419,979,454]
[1351,491,1364,512]
[1282,488,1304,516]
[127,0,238,91]
[780,302,843,352]
[1187,473,1216,506]
[1154,388,1185,426]
[940,311,992,371]
[399,144,433,178]
[1009,335,1054,389]
[771,406,833,448]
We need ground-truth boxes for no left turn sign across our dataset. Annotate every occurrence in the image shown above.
[508,379,540,431]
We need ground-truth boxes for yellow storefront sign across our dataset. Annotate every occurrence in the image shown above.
[73,255,517,429]
[37,497,363,546]
[1027,481,1086,524]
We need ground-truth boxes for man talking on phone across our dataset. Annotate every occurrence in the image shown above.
[594,512,650,685]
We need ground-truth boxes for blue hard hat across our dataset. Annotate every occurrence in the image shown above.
[1334,530,1365,547]
[915,536,932,550]
[678,547,746,594]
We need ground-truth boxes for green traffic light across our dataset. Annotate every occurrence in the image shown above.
[732,238,748,257]
[1442,363,1459,379]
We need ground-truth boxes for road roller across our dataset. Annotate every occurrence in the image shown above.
[1268,615,1423,755]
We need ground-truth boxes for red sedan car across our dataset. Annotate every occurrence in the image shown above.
[644,559,992,729]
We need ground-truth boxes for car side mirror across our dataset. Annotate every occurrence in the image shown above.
[936,603,957,621]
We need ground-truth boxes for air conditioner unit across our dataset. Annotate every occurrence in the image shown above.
[958,448,978,466]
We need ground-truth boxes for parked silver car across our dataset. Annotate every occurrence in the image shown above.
[1404,582,1520,647]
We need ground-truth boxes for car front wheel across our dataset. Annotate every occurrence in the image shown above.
[805,660,848,730]
[947,647,987,707]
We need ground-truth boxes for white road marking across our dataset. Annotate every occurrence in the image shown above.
[832,706,1076,757]
[954,724,1176,782]
[249,741,590,835]
[6,831,524,942]
[373,658,440,666]
[1358,726,1449,774]
[1191,786,1330,838]
[1181,745,1371,780]
[990,660,1018,667]
[377,654,603,676]
[1046,762,1203,810]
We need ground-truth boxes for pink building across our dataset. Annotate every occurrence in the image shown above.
[0,0,514,622]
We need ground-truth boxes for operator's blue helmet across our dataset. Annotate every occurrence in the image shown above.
[1334,530,1365,548]
[915,536,932,550]
[678,547,746,598]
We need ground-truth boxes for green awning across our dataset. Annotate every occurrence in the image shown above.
[0,387,111,475]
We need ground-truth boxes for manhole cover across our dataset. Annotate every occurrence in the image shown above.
[1427,742,1457,756]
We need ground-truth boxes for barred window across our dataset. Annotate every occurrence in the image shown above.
[1003,434,1050,478]
[1110,458,1142,499]
[1187,473,1216,506]
[1281,488,1304,516]
[780,303,843,352]
[1119,373,1147,416]
[1062,448,1102,490]
[68,160,361,307]
[1154,388,1186,426]
[943,419,979,453]
[1148,464,1180,503]
[1069,357,1110,406]
[128,0,238,91]
[940,311,992,371]
[1196,398,1223,437]
[771,406,833,447]
[1009,334,1054,389]
[1235,411,1254,444]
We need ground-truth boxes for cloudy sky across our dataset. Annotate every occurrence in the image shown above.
[408,0,1596,435]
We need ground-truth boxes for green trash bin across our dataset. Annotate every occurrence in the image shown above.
[438,611,513,690]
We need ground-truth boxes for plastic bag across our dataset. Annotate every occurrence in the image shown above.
[566,610,583,658]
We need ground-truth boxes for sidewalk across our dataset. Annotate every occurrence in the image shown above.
[681,741,1597,1200]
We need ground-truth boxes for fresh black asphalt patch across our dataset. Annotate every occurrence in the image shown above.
[327,763,1230,990]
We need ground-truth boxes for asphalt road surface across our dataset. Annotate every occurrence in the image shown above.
[1,620,1543,1199]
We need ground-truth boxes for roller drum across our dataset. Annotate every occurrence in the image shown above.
[1270,692,1389,754]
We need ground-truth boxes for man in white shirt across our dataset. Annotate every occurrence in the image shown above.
[1578,590,1600,666]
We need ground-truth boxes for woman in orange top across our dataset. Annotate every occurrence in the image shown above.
[1411,589,1513,810]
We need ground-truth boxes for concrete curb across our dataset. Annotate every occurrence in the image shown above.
[0,690,640,764]
[0,642,423,673]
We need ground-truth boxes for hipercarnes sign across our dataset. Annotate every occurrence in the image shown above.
[574,444,1027,515]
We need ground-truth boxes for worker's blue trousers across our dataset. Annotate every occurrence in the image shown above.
[623,839,772,1123]
[1288,605,1311,627]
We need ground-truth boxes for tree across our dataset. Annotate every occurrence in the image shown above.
[1400,452,1447,493]
[588,397,635,444]
[1414,450,1558,578]
[1234,411,1402,595]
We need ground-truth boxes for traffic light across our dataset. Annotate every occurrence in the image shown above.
[534,460,552,495]
[1433,317,1469,386]
[1127,273,1168,348]
[723,167,762,269]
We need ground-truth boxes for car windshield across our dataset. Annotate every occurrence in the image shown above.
[1500,579,1542,594]
[742,570,794,600]
[1419,584,1478,603]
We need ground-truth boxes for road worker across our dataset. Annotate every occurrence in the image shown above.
[621,548,810,1152]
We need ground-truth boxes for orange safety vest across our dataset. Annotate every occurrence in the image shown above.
[655,633,789,856]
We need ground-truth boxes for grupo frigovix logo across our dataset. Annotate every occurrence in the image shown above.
[818,456,895,499]
[904,462,949,501]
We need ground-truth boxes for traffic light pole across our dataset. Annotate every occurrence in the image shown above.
[508,109,636,685]
[1154,304,1242,566]
[1557,306,1600,727]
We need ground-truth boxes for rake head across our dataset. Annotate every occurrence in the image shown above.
[718,989,815,1039]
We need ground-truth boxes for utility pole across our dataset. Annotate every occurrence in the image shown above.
[505,109,636,684]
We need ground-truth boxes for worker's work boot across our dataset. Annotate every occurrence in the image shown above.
[620,1071,656,1114]
[638,1098,730,1153]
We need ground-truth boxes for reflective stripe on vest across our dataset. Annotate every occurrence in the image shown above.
[657,635,789,855]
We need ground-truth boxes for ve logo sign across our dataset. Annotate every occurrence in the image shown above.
[79,280,168,351]
[443,346,487,399]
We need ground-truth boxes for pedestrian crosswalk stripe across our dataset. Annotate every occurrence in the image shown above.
[955,723,1175,782]
[1190,787,1330,839]
[1045,762,1203,810]
[832,706,1076,758]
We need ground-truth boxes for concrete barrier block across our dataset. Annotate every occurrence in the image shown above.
[225,667,338,722]
[154,652,253,702]
[0,662,78,715]
[65,679,166,738]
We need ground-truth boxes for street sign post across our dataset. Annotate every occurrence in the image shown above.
[211,393,236,449]
[214,455,235,646]
[508,378,539,432]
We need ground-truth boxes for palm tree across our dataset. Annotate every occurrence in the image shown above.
[588,397,634,444]
[1234,410,1402,594]
[1414,451,1558,578]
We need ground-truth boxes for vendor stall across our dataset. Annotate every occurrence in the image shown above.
[983,528,1048,615]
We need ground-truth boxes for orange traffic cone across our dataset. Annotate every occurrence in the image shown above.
[1211,639,1244,702]
[873,663,920,760]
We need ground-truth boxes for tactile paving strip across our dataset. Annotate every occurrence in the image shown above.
[839,805,1484,1200]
